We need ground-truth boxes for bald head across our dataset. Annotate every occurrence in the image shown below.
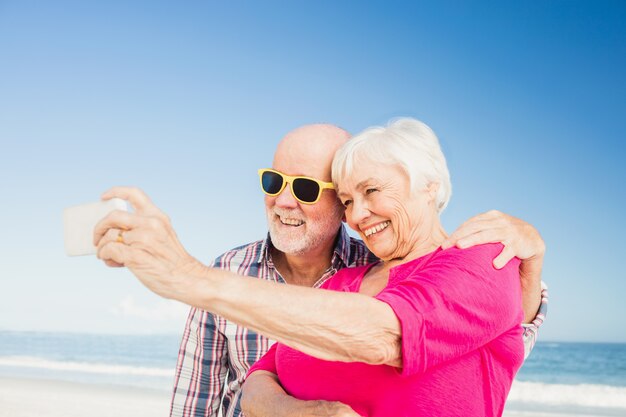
[273,124,351,182]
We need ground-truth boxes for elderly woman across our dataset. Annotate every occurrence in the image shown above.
[239,118,525,416]
[95,118,542,416]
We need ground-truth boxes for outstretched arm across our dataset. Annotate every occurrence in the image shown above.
[94,187,402,367]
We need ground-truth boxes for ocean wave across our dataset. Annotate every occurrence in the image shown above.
[0,356,174,377]
[508,380,626,409]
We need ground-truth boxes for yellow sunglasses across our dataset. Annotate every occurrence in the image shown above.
[258,168,335,205]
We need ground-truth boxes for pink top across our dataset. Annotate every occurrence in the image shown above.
[248,244,524,417]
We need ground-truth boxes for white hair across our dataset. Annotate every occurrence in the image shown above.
[332,118,452,213]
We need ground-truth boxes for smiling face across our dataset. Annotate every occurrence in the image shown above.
[337,161,440,262]
[265,125,349,255]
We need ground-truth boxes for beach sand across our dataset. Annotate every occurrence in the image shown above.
[0,376,614,417]
[0,377,170,417]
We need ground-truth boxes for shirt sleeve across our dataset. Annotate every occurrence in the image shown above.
[169,307,229,417]
[247,343,278,377]
[375,243,524,377]
[521,281,549,359]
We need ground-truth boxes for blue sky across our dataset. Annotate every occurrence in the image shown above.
[0,1,624,342]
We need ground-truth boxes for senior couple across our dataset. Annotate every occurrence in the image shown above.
[94,118,547,417]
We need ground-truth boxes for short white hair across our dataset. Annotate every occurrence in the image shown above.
[332,118,452,213]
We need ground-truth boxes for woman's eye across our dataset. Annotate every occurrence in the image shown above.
[365,188,378,195]
[342,200,352,207]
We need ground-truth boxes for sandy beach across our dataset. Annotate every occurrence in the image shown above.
[0,376,618,417]
[0,377,170,417]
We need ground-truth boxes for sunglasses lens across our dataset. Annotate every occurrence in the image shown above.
[293,178,320,203]
[261,171,284,195]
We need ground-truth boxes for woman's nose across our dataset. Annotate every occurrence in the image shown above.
[349,199,370,225]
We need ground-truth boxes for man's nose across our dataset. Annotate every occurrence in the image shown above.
[274,183,299,208]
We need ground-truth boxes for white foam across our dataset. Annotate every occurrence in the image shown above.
[0,356,173,377]
[508,380,626,409]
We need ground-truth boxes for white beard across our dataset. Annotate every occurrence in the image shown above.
[266,206,342,255]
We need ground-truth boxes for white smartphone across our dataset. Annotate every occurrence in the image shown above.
[63,198,128,256]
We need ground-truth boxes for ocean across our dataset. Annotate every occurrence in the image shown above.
[0,331,624,416]
[0,331,178,391]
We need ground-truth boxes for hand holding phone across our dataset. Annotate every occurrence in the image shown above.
[63,198,128,256]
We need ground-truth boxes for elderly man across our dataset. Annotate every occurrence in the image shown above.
[158,124,547,417]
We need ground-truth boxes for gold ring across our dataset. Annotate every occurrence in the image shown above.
[116,230,125,244]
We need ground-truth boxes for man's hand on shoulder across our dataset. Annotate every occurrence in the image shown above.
[442,210,545,269]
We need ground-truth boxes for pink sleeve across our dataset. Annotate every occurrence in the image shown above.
[247,342,278,377]
[375,243,523,376]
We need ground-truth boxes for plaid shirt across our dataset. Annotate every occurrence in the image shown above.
[169,226,548,417]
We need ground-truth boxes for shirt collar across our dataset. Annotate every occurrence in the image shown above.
[331,224,353,268]
[260,233,273,265]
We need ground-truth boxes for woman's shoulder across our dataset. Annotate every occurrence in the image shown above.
[437,242,503,263]
[429,243,520,276]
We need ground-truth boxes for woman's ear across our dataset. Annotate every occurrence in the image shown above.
[426,182,440,201]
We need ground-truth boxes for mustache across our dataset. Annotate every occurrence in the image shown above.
[271,208,305,220]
